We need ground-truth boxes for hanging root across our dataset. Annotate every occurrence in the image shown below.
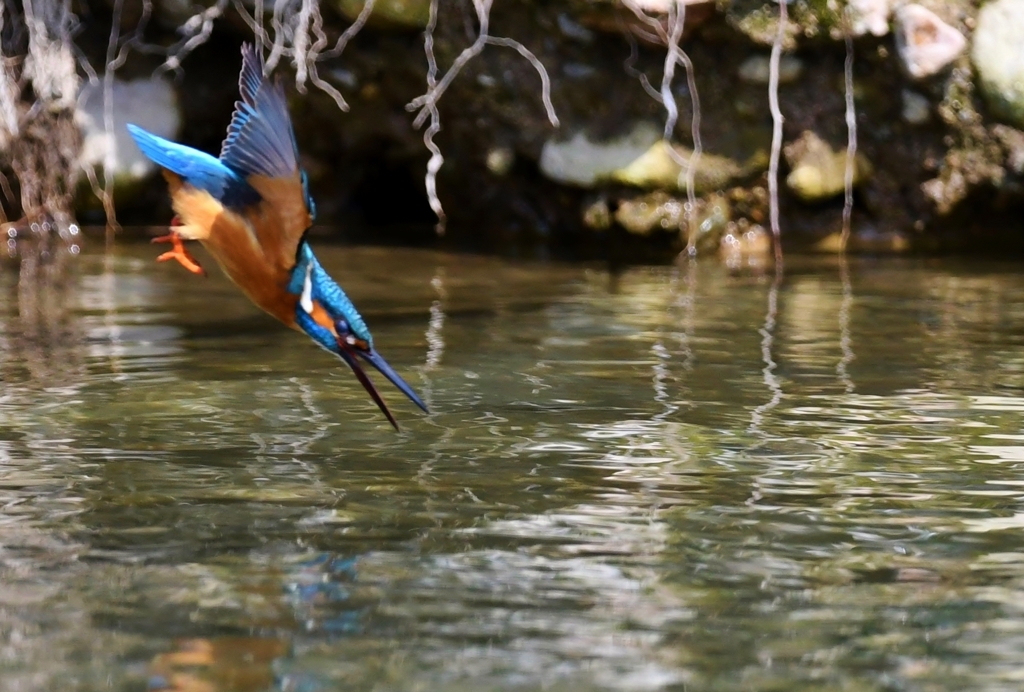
[622,26,664,103]
[767,0,787,266]
[407,0,559,234]
[277,0,376,110]
[419,0,445,230]
[0,9,19,157]
[840,13,856,253]
[137,0,375,110]
[677,29,702,255]
[165,0,556,231]
[656,3,685,139]
[75,0,152,237]
[621,0,703,256]
[156,0,229,76]
[0,0,81,237]
[305,0,376,109]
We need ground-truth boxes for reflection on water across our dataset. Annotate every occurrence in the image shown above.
[6,245,1024,689]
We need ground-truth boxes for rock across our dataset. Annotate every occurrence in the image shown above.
[921,170,966,214]
[901,89,931,125]
[685,193,732,250]
[784,131,871,202]
[578,0,711,13]
[337,0,430,29]
[993,125,1024,174]
[574,0,716,44]
[75,77,180,185]
[814,229,910,253]
[894,4,966,80]
[582,197,612,230]
[611,141,764,194]
[486,147,515,176]
[614,191,685,235]
[557,13,595,43]
[720,220,771,271]
[848,0,891,36]
[973,0,1024,128]
[618,0,680,10]
[611,191,731,248]
[539,123,662,188]
[737,55,804,85]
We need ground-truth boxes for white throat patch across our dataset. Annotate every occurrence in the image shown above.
[300,262,314,315]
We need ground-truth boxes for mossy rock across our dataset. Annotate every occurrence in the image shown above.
[611,140,767,194]
[337,0,431,28]
[973,0,1024,128]
[784,131,872,202]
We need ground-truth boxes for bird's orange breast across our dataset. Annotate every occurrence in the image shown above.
[165,171,330,335]
[200,210,299,328]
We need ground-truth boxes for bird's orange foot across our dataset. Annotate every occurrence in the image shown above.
[152,232,206,276]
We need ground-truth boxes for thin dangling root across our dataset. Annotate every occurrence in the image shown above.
[840,12,857,253]
[767,0,788,267]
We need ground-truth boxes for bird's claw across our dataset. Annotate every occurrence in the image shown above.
[152,230,206,276]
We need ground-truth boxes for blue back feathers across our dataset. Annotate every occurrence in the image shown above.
[127,43,305,211]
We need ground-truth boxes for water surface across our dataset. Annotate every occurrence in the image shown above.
[3,244,1024,691]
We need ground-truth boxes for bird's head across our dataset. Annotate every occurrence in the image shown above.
[291,244,428,429]
[330,315,428,430]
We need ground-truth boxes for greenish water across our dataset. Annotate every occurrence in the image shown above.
[3,243,1024,691]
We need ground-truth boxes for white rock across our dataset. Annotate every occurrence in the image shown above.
[540,123,661,188]
[973,0,1024,128]
[737,55,804,85]
[486,147,515,176]
[894,4,966,80]
[76,77,180,181]
[618,0,708,11]
[901,89,931,124]
[848,0,891,37]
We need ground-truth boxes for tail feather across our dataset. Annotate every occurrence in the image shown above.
[127,124,260,209]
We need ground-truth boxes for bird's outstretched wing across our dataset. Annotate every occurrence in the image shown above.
[219,44,298,180]
[218,43,312,274]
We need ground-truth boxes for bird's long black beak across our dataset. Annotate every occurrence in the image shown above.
[336,345,428,431]
[358,348,429,414]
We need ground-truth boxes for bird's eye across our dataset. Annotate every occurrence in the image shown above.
[335,318,370,351]
[300,170,317,222]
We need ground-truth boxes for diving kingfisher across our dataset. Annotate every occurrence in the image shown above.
[127,44,427,430]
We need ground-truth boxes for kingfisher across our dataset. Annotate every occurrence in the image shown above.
[127,44,427,430]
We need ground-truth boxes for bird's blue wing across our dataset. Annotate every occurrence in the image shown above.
[219,44,299,179]
[127,124,260,208]
[237,43,263,104]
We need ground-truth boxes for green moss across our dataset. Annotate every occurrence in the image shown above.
[336,0,430,28]
[610,141,766,194]
[723,0,853,46]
